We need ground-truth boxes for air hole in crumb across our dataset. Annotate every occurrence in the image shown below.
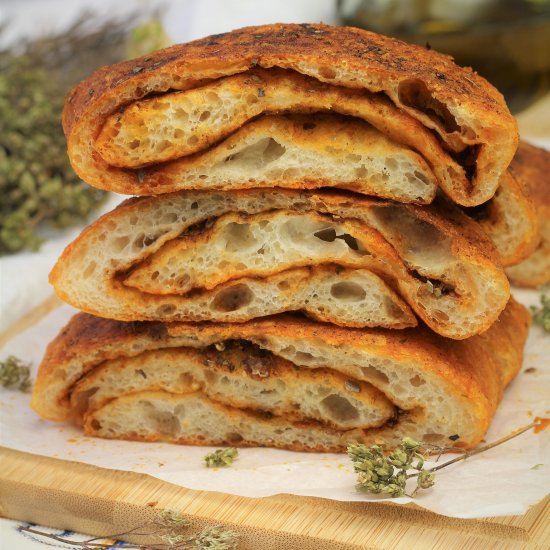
[409,375,425,387]
[153,411,180,436]
[414,170,430,185]
[319,66,337,79]
[432,310,450,322]
[227,432,244,443]
[314,228,337,242]
[73,387,98,417]
[330,282,366,302]
[211,284,254,312]
[320,394,359,422]
[133,234,146,249]
[360,365,389,385]
[355,165,368,178]
[398,79,460,134]
[157,303,176,315]
[223,222,257,252]
[294,351,315,364]
[83,261,97,279]
[90,419,102,431]
[262,138,286,163]
[113,236,130,252]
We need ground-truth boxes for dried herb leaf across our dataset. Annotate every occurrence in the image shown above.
[530,293,550,332]
[349,420,542,498]
[194,526,239,549]
[204,448,238,468]
[0,355,32,392]
[0,14,169,255]
[18,506,239,549]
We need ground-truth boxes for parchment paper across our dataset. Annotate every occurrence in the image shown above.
[1,289,548,519]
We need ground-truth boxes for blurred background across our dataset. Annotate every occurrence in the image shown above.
[0,0,549,333]
[339,0,550,113]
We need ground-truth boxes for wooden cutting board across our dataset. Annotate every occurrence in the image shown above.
[0,297,548,549]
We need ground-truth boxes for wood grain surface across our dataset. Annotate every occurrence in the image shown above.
[0,296,548,549]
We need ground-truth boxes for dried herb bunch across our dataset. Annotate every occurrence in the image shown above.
[0,355,32,392]
[348,419,543,498]
[348,437,434,497]
[19,508,239,549]
[531,292,550,332]
[204,448,239,468]
[0,15,168,255]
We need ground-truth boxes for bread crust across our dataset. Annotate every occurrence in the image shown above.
[506,141,550,287]
[63,23,517,206]
[32,299,529,450]
[48,188,509,339]
[463,170,539,267]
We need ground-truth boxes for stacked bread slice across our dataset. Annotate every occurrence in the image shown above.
[32,23,537,452]
[506,142,550,287]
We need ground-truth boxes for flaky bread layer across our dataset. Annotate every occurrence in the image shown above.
[71,343,395,431]
[506,142,550,287]
[97,113,438,204]
[64,23,517,206]
[32,300,529,451]
[464,170,539,267]
[92,72,457,203]
[50,189,509,339]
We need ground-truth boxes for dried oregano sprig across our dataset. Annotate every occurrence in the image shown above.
[349,420,543,498]
[0,355,32,392]
[348,437,434,497]
[19,508,239,549]
[530,293,550,332]
[194,526,239,549]
[0,15,169,255]
[204,448,239,468]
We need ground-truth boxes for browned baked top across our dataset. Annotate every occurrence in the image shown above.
[510,141,550,207]
[62,23,517,206]
[63,23,510,139]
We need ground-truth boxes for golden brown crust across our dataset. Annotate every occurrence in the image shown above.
[32,299,530,450]
[63,24,510,139]
[168,298,529,420]
[510,141,550,206]
[48,188,509,339]
[63,23,517,206]
[463,170,540,267]
[506,141,550,286]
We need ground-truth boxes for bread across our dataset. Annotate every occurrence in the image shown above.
[463,170,539,267]
[100,113,439,204]
[506,142,550,287]
[31,299,529,451]
[49,188,509,339]
[63,23,517,206]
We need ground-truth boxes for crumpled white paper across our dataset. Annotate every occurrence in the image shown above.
[0,289,548,519]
